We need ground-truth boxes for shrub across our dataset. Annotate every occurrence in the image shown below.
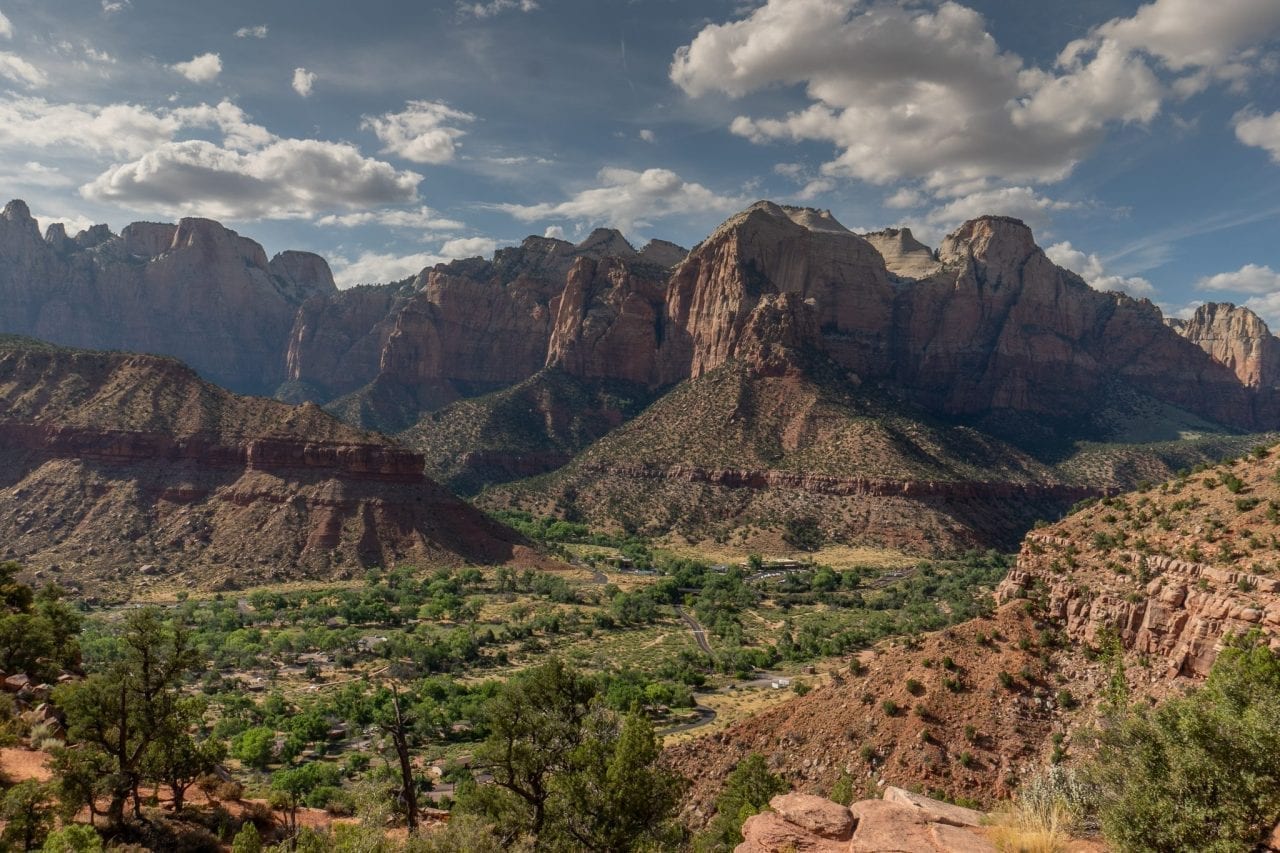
[998,670,1015,689]
[906,678,924,696]
[957,751,974,768]
[881,699,900,716]
[230,822,262,853]
[829,774,855,806]
[990,766,1094,853]
[40,824,104,853]
[1088,632,1280,852]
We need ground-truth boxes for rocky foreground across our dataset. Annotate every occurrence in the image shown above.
[738,788,999,853]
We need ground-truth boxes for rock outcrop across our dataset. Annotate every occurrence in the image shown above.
[736,788,994,853]
[659,202,896,383]
[545,257,671,386]
[0,202,335,395]
[283,229,685,431]
[1170,302,1280,389]
[998,444,1280,676]
[0,337,529,593]
[862,227,942,279]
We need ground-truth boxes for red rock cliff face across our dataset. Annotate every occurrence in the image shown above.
[0,343,527,591]
[0,201,335,396]
[1171,302,1280,390]
[660,202,895,384]
[889,217,1257,422]
[286,230,687,421]
[545,257,670,386]
[662,206,1273,430]
[284,284,415,401]
[1000,534,1280,678]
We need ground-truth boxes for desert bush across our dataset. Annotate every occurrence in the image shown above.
[1088,632,1280,852]
[991,766,1094,853]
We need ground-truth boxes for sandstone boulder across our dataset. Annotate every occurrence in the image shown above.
[769,793,854,840]
[882,786,985,827]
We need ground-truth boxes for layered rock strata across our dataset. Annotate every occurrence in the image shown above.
[0,340,527,591]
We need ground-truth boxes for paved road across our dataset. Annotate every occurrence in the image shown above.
[675,605,713,655]
[658,702,717,736]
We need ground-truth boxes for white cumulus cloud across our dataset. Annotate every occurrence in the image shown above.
[235,25,268,39]
[292,67,316,98]
[170,52,222,84]
[440,236,497,258]
[1235,110,1280,161]
[82,138,422,220]
[0,11,13,39]
[330,250,446,288]
[495,166,745,232]
[925,187,1083,235]
[1090,0,1280,72]
[363,100,474,165]
[1197,263,1280,294]
[1046,240,1156,298]
[673,0,1280,199]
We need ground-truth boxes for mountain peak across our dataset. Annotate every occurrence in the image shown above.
[938,216,1038,271]
[575,227,637,258]
[863,227,941,279]
[2,199,32,224]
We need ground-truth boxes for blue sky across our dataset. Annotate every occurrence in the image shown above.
[1,0,1279,322]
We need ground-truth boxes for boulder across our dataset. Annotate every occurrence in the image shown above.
[883,786,985,827]
[736,811,846,853]
[3,673,30,693]
[769,792,854,840]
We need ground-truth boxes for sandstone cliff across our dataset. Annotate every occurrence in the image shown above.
[0,201,335,395]
[998,444,1280,676]
[0,336,529,594]
[1170,302,1280,389]
[284,229,685,432]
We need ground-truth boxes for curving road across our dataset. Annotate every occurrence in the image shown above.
[675,605,713,655]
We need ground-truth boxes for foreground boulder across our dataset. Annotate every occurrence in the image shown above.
[738,788,994,853]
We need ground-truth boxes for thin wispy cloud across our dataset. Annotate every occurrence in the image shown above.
[458,0,539,19]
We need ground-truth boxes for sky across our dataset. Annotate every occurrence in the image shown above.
[1,0,1279,323]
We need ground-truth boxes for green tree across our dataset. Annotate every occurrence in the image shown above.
[1089,632,1280,852]
[270,762,341,837]
[2,781,55,851]
[553,711,685,851]
[230,821,262,853]
[695,753,787,852]
[53,608,199,826]
[471,658,596,838]
[143,698,226,812]
[48,745,113,825]
[231,726,276,770]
